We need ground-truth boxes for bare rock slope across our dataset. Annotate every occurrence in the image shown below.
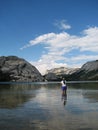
[0,56,43,82]
[44,60,98,81]
[70,60,98,80]
[44,67,79,81]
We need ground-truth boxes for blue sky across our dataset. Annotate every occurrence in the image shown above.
[0,0,98,74]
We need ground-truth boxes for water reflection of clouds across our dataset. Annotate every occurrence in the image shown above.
[36,87,48,102]
[35,87,59,106]
[66,88,98,115]
[0,82,98,130]
[82,90,98,103]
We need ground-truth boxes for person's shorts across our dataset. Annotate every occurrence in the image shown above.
[61,86,67,91]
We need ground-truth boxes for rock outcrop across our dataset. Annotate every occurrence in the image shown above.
[0,56,43,82]
[1,56,98,82]
[44,67,79,81]
[70,60,98,80]
[44,60,98,81]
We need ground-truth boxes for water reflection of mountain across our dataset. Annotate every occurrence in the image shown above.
[68,82,98,103]
[83,90,98,103]
[68,82,98,89]
[0,84,39,109]
[0,83,60,109]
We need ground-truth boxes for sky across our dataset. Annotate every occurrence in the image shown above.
[0,0,98,75]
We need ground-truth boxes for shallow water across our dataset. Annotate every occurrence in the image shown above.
[0,82,98,130]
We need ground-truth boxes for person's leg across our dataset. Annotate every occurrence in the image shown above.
[62,90,64,96]
[63,89,66,95]
[64,86,67,95]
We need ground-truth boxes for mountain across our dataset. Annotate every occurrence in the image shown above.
[1,56,97,82]
[44,60,98,81]
[46,67,79,75]
[70,60,98,80]
[44,67,79,81]
[0,56,43,82]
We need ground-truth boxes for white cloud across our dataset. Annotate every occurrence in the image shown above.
[54,19,71,30]
[21,26,98,74]
[30,60,67,75]
[68,55,98,65]
[20,33,56,50]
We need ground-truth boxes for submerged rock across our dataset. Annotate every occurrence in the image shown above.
[0,56,43,82]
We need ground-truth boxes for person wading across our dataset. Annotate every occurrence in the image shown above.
[61,78,67,95]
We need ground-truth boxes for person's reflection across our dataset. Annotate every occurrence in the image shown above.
[62,93,67,106]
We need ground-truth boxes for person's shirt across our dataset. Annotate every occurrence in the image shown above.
[61,80,66,87]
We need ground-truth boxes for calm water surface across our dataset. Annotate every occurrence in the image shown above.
[0,82,98,130]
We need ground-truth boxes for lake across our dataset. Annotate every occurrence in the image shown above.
[0,82,98,130]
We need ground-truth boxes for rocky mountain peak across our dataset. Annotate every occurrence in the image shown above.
[0,56,43,82]
[81,60,98,72]
[46,67,79,75]
[44,67,79,81]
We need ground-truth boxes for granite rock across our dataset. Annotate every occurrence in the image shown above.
[0,56,43,82]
